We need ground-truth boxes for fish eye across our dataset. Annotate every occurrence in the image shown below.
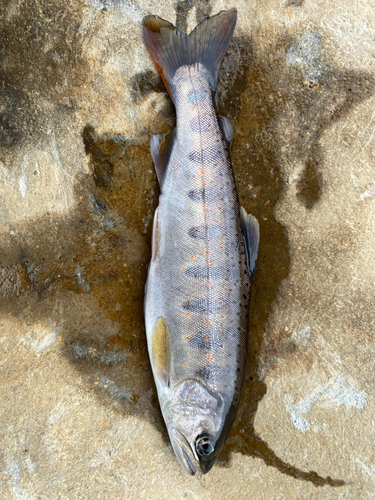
[196,434,215,457]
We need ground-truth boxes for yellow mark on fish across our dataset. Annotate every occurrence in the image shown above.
[151,317,170,387]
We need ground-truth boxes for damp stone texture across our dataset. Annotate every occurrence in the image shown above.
[1,1,375,499]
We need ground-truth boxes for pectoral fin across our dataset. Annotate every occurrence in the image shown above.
[151,317,170,387]
[150,129,175,189]
[240,206,260,281]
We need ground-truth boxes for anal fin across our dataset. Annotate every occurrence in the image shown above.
[240,206,260,280]
[150,129,175,189]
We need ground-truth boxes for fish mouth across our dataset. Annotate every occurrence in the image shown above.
[181,446,197,475]
[169,428,198,475]
[169,427,219,475]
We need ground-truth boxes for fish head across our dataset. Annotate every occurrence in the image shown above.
[163,379,230,475]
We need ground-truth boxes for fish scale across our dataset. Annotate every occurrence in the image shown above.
[143,9,259,475]
[166,67,241,384]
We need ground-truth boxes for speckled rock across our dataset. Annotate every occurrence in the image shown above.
[1,1,375,498]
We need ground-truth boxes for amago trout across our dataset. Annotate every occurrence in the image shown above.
[143,9,259,474]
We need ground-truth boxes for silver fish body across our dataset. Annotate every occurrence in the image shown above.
[143,10,259,475]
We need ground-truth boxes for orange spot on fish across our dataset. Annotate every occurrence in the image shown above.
[179,362,182,365]
[185,312,190,316]
[201,170,205,175]
[205,251,210,255]
[205,334,209,340]
[202,205,206,210]
[214,220,219,223]
[205,319,211,324]
[184,363,188,367]
[220,315,225,319]
[195,229,199,233]
[209,263,213,266]
[190,255,194,259]
[206,355,213,362]
[189,213,192,216]
[184,336,190,341]
[181,267,186,270]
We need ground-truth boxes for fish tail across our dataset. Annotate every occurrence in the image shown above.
[142,9,237,97]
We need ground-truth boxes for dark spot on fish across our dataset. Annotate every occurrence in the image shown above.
[183,298,226,313]
[187,89,206,104]
[188,186,226,202]
[188,226,222,240]
[188,144,223,163]
[190,115,215,133]
[184,266,226,280]
[188,331,225,350]
[195,365,230,380]
[196,366,211,380]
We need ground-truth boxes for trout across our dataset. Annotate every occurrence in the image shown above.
[143,9,259,475]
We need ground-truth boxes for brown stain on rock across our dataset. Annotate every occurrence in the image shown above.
[0,0,88,164]
[0,131,162,424]
[287,0,304,6]
[130,70,166,102]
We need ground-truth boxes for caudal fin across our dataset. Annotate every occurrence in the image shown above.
[142,9,237,96]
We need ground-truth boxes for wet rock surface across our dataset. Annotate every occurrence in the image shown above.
[1,1,375,498]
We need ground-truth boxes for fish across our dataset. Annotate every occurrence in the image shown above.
[143,9,259,475]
